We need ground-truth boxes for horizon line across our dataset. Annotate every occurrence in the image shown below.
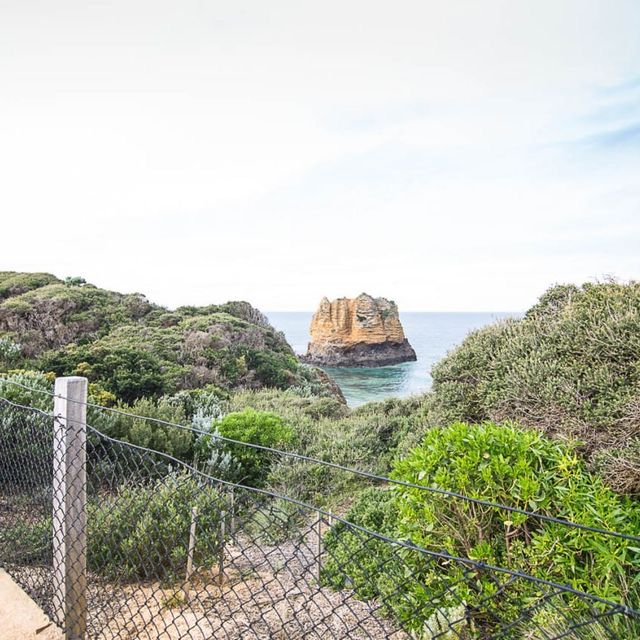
[265,309,525,314]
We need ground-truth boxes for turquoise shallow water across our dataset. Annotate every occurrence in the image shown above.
[267,312,520,407]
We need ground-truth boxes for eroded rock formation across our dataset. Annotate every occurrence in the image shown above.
[304,294,417,367]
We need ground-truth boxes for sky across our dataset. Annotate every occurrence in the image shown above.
[1,0,639,311]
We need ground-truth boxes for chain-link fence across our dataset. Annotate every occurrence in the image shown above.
[1,378,639,639]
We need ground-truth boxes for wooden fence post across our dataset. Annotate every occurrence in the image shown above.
[229,488,235,537]
[316,511,323,583]
[218,511,226,587]
[52,377,88,640]
[183,506,198,600]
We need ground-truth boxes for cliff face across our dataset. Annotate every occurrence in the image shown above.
[305,294,417,367]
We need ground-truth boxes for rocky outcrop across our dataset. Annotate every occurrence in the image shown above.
[304,294,417,367]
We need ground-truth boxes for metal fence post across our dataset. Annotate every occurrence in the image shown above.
[52,377,88,640]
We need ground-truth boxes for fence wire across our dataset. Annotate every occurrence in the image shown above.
[1,392,639,640]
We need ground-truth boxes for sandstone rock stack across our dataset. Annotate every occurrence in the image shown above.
[304,293,417,367]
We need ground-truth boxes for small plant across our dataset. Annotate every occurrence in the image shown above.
[160,591,188,609]
[0,336,22,366]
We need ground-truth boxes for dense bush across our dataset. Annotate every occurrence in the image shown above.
[198,409,295,486]
[0,271,60,300]
[0,514,53,567]
[42,342,179,403]
[0,336,22,367]
[88,474,223,581]
[227,389,423,504]
[94,396,195,460]
[0,371,56,487]
[322,487,399,600]
[430,281,640,493]
[324,423,640,636]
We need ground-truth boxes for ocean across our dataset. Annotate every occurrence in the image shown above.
[267,312,521,407]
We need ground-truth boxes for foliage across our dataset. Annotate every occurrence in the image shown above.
[199,409,295,486]
[0,371,55,485]
[226,389,423,504]
[429,281,640,493]
[322,487,398,600]
[42,341,179,403]
[88,474,223,581]
[383,281,640,498]
[244,498,305,544]
[0,507,52,566]
[0,369,54,411]
[0,336,22,367]
[94,396,195,460]
[0,271,60,300]
[324,423,640,635]
[0,271,340,402]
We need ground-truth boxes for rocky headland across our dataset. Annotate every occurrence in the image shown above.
[304,293,417,367]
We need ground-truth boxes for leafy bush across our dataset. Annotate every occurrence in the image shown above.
[226,389,423,504]
[88,474,223,581]
[322,487,399,600]
[199,410,295,486]
[392,423,640,601]
[244,498,305,544]
[93,396,194,460]
[324,423,640,636]
[0,371,56,487]
[41,341,180,403]
[0,336,22,367]
[0,513,52,566]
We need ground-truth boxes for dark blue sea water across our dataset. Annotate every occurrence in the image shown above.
[267,312,521,407]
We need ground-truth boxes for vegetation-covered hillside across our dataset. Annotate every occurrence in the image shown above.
[0,271,336,402]
[1,277,639,637]
[429,280,640,494]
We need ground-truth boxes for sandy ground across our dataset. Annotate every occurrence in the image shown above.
[0,569,61,640]
[2,528,408,640]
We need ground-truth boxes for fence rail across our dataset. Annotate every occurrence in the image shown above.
[1,377,639,639]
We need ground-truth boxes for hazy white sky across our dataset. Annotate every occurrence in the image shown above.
[1,1,639,311]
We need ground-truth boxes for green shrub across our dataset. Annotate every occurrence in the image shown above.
[392,423,640,602]
[227,389,421,504]
[429,281,640,493]
[322,487,399,601]
[0,336,22,367]
[244,498,305,544]
[324,423,640,636]
[41,342,178,403]
[0,475,224,584]
[199,409,295,486]
[88,474,223,581]
[0,371,55,487]
[0,513,52,565]
[0,271,60,300]
[93,396,194,460]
